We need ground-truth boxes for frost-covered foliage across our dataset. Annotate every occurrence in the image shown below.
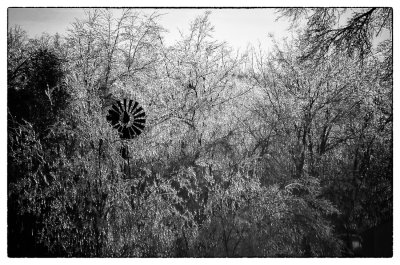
[8,9,391,257]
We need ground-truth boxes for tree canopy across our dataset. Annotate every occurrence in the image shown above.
[8,8,392,257]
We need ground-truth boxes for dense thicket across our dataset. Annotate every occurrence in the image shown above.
[8,8,392,257]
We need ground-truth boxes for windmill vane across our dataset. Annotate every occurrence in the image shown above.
[106,99,146,139]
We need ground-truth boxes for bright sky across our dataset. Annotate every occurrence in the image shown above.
[8,8,294,51]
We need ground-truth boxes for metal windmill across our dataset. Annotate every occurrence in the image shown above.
[106,98,146,178]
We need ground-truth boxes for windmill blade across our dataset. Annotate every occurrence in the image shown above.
[133,118,146,124]
[122,127,131,139]
[134,111,146,119]
[107,109,120,125]
[128,99,133,113]
[128,126,136,138]
[132,106,143,116]
[116,100,124,113]
[132,122,145,130]
[112,104,121,115]
[129,101,138,113]
[126,127,131,139]
[131,125,142,135]
[108,108,119,116]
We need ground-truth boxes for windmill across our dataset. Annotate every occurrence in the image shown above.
[106,98,146,178]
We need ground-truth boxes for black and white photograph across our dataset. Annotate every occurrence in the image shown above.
[6,3,394,258]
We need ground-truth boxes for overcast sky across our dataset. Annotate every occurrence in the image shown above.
[8,8,295,51]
